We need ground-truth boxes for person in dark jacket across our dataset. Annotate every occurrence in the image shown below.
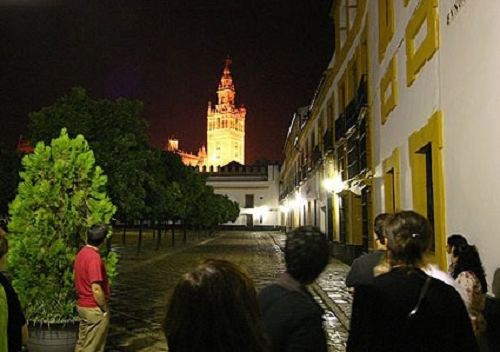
[347,211,478,352]
[345,213,389,288]
[258,226,329,352]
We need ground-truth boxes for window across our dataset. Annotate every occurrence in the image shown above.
[361,187,371,251]
[405,0,439,86]
[378,0,395,62]
[245,194,254,208]
[380,55,398,124]
[339,195,347,244]
[339,80,347,114]
[409,111,446,268]
[347,58,359,101]
[327,97,334,130]
[337,144,347,181]
[383,147,401,213]
[347,0,358,31]
[338,0,348,48]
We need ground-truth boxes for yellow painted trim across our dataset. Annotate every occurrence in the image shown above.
[408,111,446,269]
[378,0,395,63]
[405,0,440,86]
[333,1,368,76]
[383,147,401,212]
[380,55,398,124]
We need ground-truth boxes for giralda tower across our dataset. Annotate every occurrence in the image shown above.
[206,58,246,167]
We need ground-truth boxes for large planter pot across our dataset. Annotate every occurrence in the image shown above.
[27,322,78,352]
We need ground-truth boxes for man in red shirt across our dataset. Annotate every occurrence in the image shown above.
[74,224,110,352]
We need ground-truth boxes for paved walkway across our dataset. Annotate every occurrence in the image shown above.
[106,231,352,352]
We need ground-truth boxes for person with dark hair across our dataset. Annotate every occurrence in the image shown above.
[447,234,468,273]
[74,224,110,352]
[346,213,389,288]
[164,259,266,352]
[0,228,28,352]
[451,244,487,337]
[347,211,478,352]
[485,268,500,352]
[258,226,329,352]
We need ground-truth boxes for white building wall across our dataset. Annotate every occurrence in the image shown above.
[369,0,441,212]
[207,165,281,227]
[369,0,500,289]
[439,0,500,288]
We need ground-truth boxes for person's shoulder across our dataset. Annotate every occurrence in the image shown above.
[259,283,314,309]
[77,246,101,259]
[353,251,384,266]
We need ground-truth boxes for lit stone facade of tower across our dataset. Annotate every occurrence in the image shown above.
[207,58,246,168]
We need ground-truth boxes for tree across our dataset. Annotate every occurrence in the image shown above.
[7,129,117,323]
[28,87,149,224]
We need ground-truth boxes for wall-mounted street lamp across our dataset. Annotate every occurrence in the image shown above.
[322,175,344,242]
[322,174,345,194]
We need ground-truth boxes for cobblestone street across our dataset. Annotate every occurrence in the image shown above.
[106,231,351,352]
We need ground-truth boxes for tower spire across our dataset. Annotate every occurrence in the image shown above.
[219,56,234,91]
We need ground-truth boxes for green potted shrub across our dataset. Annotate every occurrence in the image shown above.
[7,129,117,351]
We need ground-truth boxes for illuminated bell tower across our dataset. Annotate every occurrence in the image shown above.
[207,58,246,167]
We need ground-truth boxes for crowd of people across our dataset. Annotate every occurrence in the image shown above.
[0,211,498,351]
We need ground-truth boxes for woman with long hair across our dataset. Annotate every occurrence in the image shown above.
[347,211,478,352]
[163,259,266,352]
[451,244,487,336]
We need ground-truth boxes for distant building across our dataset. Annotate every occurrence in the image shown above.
[167,58,246,169]
[166,138,206,168]
[201,161,280,228]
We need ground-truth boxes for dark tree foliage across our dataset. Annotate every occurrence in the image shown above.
[27,87,240,242]
[29,87,149,222]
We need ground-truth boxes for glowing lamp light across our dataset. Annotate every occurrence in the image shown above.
[292,193,305,209]
[279,204,290,213]
[323,175,345,194]
[255,206,270,217]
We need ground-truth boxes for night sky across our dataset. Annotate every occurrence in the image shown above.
[1,0,333,163]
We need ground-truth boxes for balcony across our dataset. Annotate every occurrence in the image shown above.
[335,75,368,143]
[335,113,346,142]
[311,145,321,165]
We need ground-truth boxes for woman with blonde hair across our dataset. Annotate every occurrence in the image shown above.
[347,211,478,352]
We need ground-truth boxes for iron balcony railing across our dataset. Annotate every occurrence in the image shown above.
[335,75,368,143]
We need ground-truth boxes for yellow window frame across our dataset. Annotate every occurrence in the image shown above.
[383,147,401,213]
[378,0,395,62]
[408,111,446,269]
[380,55,398,124]
[405,0,439,86]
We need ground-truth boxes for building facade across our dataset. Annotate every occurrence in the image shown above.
[202,162,280,227]
[206,58,246,168]
[280,0,500,289]
[165,138,206,168]
[280,0,371,264]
